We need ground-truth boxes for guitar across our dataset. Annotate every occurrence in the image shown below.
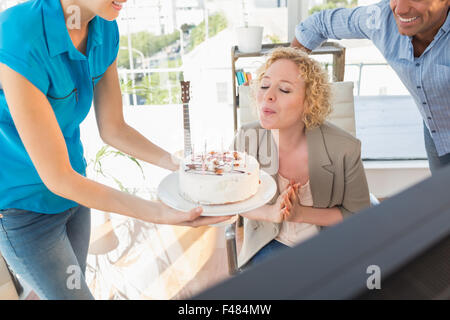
[180,81,192,157]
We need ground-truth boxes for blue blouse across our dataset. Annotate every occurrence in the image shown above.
[0,0,120,213]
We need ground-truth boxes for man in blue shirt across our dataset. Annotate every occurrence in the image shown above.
[292,0,449,173]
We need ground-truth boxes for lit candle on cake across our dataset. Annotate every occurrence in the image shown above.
[201,154,206,172]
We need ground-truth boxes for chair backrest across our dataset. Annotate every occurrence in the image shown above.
[238,81,356,137]
[328,81,356,137]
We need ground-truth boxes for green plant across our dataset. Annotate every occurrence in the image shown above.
[266,34,282,44]
[181,23,195,34]
[121,69,183,105]
[309,0,357,15]
[87,145,146,194]
[120,79,134,94]
[118,30,180,69]
[187,12,228,52]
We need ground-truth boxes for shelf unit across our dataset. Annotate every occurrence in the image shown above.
[231,41,346,132]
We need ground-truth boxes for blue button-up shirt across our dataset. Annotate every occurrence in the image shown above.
[296,0,450,156]
[0,0,119,213]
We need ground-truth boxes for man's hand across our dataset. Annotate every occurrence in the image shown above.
[290,37,312,53]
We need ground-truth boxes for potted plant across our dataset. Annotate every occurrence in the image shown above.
[86,145,146,255]
[236,0,264,53]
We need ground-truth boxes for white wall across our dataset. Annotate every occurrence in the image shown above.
[364,161,431,199]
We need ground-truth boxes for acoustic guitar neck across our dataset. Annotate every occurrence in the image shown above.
[180,81,192,157]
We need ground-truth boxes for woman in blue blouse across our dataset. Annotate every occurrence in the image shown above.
[0,0,228,299]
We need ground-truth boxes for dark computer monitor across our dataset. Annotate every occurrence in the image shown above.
[194,165,450,300]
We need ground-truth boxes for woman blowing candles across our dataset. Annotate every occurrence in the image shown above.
[233,47,371,270]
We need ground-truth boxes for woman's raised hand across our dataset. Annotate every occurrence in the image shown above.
[282,182,305,223]
[266,188,293,223]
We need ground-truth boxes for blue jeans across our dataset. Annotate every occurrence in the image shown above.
[243,239,289,270]
[0,205,94,300]
[423,123,450,174]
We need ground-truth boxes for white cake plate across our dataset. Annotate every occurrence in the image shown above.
[157,170,277,216]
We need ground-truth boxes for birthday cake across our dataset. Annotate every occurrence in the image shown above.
[179,150,260,205]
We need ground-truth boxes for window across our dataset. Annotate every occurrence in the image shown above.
[0,0,21,10]
[116,0,291,190]
[304,0,427,160]
[1,0,428,194]
[345,60,426,160]
[112,0,290,191]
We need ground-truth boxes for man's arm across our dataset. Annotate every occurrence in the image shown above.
[290,37,312,53]
[291,1,388,51]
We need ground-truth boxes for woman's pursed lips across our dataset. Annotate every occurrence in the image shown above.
[262,107,276,115]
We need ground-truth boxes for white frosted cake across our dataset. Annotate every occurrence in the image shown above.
[179,150,260,205]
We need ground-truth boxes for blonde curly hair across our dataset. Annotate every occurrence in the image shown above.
[252,47,331,129]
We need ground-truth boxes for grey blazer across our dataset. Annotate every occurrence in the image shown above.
[233,121,370,267]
